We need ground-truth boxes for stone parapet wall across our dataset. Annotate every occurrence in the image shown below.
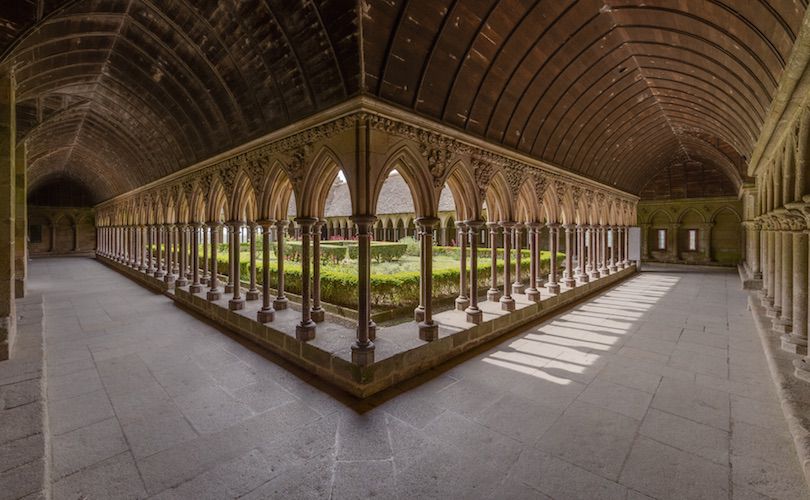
[98,254,635,397]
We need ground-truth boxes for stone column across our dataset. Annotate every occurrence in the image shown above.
[599,226,609,276]
[224,225,235,294]
[189,224,203,293]
[547,223,561,294]
[513,223,525,294]
[487,222,501,301]
[783,226,807,353]
[589,227,600,280]
[751,223,762,279]
[274,220,289,310]
[351,216,375,365]
[311,220,325,323]
[164,225,176,283]
[246,223,260,301]
[0,71,15,360]
[466,220,485,323]
[761,227,773,304]
[176,225,189,287]
[455,222,469,310]
[563,224,576,288]
[257,221,275,323]
[295,218,316,340]
[146,226,154,274]
[416,217,440,340]
[774,228,793,331]
[201,225,209,285]
[608,226,617,272]
[229,222,245,310]
[577,224,589,283]
[154,226,165,278]
[615,226,623,270]
[139,226,148,272]
[526,222,541,301]
[770,227,783,315]
[206,223,222,301]
[499,221,516,311]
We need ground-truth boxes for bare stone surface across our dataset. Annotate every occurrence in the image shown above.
[24,259,810,498]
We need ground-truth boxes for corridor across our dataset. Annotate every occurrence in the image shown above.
[34,258,807,499]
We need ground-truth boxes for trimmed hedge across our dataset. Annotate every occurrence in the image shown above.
[347,242,408,262]
[215,250,559,310]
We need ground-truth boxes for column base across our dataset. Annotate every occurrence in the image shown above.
[563,278,576,288]
[772,318,792,334]
[599,268,609,277]
[414,306,425,323]
[487,288,501,302]
[224,284,234,293]
[246,290,260,301]
[189,284,204,294]
[525,288,541,302]
[257,308,275,323]
[351,341,375,366]
[589,271,600,280]
[200,277,209,285]
[465,307,483,324]
[206,290,222,301]
[577,274,589,284]
[765,306,781,319]
[500,296,515,311]
[228,298,245,311]
[512,283,526,294]
[608,265,617,273]
[418,321,439,341]
[781,334,808,355]
[273,297,288,310]
[793,358,810,382]
[455,297,470,311]
[175,278,188,288]
[154,271,165,279]
[296,321,316,341]
[163,274,175,285]
[546,283,560,295]
[311,307,325,323]
[147,268,156,276]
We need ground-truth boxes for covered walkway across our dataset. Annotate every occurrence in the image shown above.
[34,258,807,499]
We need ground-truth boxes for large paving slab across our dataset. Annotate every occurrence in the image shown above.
[23,257,810,499]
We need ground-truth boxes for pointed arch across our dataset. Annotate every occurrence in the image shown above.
[373,143,435,218]
[230,171,258,222]
[484,171,513,222]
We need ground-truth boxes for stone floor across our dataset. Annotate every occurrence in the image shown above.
[28,257,810,499]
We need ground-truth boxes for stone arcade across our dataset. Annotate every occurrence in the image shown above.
[1,1,810,499]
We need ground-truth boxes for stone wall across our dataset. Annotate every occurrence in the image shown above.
[637,197,743,266]
[28,206,95,256]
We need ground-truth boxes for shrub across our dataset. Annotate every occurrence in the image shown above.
[347,242,407,262]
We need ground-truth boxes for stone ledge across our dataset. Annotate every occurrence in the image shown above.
[747,295,810,489]
[739,263,763,290]
[98,254,636,397]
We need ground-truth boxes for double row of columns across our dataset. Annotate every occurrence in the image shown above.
[452,221,631,314]
[97,219,633,368]
[753,212,810,382]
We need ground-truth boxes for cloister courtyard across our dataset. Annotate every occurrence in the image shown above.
[3,1,810,498]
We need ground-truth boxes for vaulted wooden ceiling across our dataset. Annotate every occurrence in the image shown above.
[1,0,805,203]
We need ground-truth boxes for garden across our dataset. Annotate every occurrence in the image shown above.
[201,236,563,313]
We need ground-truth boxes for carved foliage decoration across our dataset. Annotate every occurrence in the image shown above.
[504,163,524,197]
[472,155,497,201]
